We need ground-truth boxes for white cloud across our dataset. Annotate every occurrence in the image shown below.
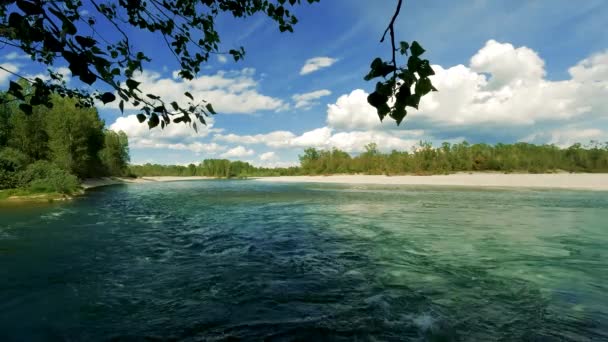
[214,127,421,153]
[109,114,227,154]
[108,68,284,114]
[0,63,19,84]
[110,114,212,140]
[217,55,228,64]
[259,151,277,161]
[470,39,545,89]
[220,146,255,158]
[326,41,608,142]
[129,140,226,154]
[292,89,332,109]
[214,131,297,147]
[523,128,607,147]
[326,89,385,130]
[300,57,338,75]
[3,52,29,61]
[569,50,608,83]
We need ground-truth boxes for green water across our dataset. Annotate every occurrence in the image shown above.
[0,181,607,340]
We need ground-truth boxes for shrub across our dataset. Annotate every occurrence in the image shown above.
[0,169,18,190]
[0,147,31,172]
[19,160,80,194]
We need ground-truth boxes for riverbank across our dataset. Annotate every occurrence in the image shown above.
[81,176,215,189]
[0,176,215,204]
[254,173,608,191]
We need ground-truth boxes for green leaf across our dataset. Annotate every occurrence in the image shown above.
[375,82,393,97]
[80,71,96,85]
[100,92,116,104]
[19,103,32,115]
[399,41,409,55]
[417,60,435,78]
[147,94,160,100]
[410,41,426,57]
[119,100,124,113]
[8,81,24,100]
[126,79,140,90]
[148,113,159,129]
[405,94,421,109]
[367,91,390,121]
[205,103,216,115]
[184,92,194,100]
[136,114,146,123]
[390,106,407,125]
[75,35,96,48]
[16,0,44,15]
[415,78,435,96]
[407,56,421,71]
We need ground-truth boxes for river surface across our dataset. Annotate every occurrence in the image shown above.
[1,180,607,341]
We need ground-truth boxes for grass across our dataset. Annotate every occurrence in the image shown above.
[0,188,74,203]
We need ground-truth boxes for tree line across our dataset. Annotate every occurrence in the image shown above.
[129,159,299,178]
[0,84,130,196]
[129,141,608,178]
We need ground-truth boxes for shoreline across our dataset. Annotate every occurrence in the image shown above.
[81,176,216,189]
[253,173,608,191]
[4,173,607,204]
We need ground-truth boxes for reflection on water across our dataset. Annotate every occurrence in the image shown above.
[1,181,607,340]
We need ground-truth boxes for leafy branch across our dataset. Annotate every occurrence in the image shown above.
[365,0,437,125]
[0,0,319,130]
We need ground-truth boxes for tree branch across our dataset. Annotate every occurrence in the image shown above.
[380,0,403,92]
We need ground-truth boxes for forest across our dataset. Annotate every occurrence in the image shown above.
[129,141,608,178]
[0,86,130,197]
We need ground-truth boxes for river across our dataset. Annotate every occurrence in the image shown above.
[1,180,607,340]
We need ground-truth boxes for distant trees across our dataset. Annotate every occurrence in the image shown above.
[130,159,300,178]
[129,141,608,178]
[0,90,130,194]
[296,141,608,175]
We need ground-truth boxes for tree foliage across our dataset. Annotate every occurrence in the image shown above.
[1,0,430,138]
[364,0,437,126]
[1,0,319,130]
[0,90,131,192]
[130,141,608,178]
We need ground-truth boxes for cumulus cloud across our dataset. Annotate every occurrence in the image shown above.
[327,41,608,142]
[0,63,19,84]
[469,39,545,89]
[214,127,421,153]
[214,131,297,147]
[109,114,226,154]
[292,89,332,109]
[523,128,607,147]
[109,68,284,114]
[220,146,255,158]
[300,57,338,75]
[3,52,29,61]
[259,151,277,161]
[217,55,228,64]
[109,40,608,165]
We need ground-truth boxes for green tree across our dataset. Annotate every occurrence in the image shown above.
[99,130,130,176]
[45,96,105,177]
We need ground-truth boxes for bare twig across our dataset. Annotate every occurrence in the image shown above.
[380,0,403,91]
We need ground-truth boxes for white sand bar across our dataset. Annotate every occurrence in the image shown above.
[255,173,608,191]
[81,176,214,189]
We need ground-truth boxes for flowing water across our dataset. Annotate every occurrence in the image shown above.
[1,180,607,341]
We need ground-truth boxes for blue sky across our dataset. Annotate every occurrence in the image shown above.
[1,0,607,166]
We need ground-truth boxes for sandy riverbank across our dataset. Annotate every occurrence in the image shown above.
[254,173,608,191]
[81,176,215,189]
